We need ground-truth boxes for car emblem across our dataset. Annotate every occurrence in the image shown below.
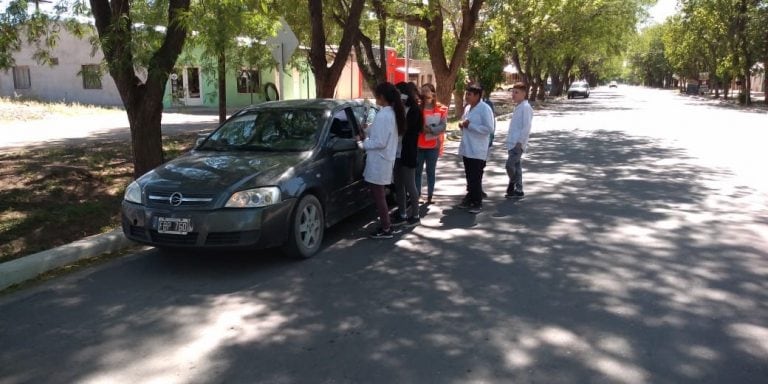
[169,192,183,206]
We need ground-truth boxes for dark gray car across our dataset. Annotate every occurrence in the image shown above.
[122,99,376,259]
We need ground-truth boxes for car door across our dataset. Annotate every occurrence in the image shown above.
[323,106,368,225]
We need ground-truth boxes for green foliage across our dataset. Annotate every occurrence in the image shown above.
[465,33,505,93]
[627,23,673,87]
[0,0,66,69]
[181,0,278,99]
[487,0,647,88]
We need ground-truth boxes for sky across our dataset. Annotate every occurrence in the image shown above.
[649,0,678,23]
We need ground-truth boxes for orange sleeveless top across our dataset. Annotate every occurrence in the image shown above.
[418,103,448,152]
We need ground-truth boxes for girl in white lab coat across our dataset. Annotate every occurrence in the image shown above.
[357,82,406,238]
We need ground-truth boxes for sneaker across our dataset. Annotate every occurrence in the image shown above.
[454,201,471,209]
[505,190,525,199]
[404,216,420,227]
[468,204,483,214]
[369,227,394,239]
[391,215,407,227]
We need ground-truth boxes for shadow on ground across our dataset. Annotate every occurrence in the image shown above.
[0,121,217,262]
[1,117,767,383]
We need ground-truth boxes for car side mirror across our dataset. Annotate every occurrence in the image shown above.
[195,134,208,148]
[330,138,358,152]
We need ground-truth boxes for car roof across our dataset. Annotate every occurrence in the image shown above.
[240,99,365,113]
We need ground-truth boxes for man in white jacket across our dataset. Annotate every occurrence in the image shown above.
[456,83,495,213]
[505,82,533,198]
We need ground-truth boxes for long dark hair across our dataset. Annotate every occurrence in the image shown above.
[395,81,420,109]
[395,81,422,136]
[374,82,406,136]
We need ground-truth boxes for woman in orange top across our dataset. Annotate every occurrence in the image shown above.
[416,83,447,204]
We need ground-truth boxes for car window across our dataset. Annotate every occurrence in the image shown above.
[352,103,377,132]
[200,109,324,152]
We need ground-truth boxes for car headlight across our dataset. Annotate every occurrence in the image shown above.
[225,187,281,208]
[124,181,142,204]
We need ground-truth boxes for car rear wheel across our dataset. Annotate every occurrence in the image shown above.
[282,194,324,259]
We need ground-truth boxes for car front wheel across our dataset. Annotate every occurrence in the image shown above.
[282,194,324,259]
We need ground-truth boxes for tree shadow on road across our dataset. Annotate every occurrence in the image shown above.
[1,127,767,383]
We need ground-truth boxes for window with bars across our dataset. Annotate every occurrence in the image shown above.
[13,66,31,89]
[81,64,102,89]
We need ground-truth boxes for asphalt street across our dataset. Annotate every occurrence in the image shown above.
[1,87,767,383]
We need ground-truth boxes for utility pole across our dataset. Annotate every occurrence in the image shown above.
[404,23,410,83]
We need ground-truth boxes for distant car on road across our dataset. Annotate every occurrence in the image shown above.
[121,99,377,259]
[567,81,590,99]
[609,81,618,88]
[495,84,517,92]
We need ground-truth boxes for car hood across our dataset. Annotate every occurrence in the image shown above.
[139,150,310,191]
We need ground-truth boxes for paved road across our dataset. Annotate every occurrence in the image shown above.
[0,108,220,150]
[1,87,767,383]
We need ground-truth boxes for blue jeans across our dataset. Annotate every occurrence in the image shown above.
[416,147,439,198]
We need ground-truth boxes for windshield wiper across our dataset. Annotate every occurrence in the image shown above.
[233,145,279,152]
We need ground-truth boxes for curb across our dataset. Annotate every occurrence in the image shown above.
[0,228,135,291]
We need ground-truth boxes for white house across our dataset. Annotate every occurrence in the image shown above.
[0,28,124,105]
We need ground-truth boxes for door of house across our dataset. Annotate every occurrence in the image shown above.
[184,67,202,105]
[170,67,202,106]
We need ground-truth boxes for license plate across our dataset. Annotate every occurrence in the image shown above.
[157,217,193,235]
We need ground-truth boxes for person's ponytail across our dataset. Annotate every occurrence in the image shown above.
[374,82,406,136]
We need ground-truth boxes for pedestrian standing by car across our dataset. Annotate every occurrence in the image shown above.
[392,82,422,227]
[456,83,495,213]
[505,82,533,198]
[416,83,448,205]
[358,82,405,239]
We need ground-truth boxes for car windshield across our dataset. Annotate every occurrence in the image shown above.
[199,108,325,152]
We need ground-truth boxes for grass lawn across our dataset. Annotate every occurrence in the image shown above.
[0,98,198,263]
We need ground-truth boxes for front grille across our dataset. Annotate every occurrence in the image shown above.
[150,231,198,245]
[147,191,215,208]
[205,232,242,245]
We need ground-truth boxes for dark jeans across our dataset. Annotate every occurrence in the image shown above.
[462,157,486,206]
[368,183,390,230]
[394,159,419,218]
[416,147,439,198]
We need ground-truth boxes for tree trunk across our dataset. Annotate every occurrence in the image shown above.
[90,0,190,178]
[399,0,484,107]
[353,0,388,93]
[743,66,752,105]
[764,60,768,105]
[127,99,165,178]
[453,88,464,120]
[218,50,227,123]
[308,0,365,98]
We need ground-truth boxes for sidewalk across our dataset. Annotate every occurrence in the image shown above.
[0,229,137,291]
